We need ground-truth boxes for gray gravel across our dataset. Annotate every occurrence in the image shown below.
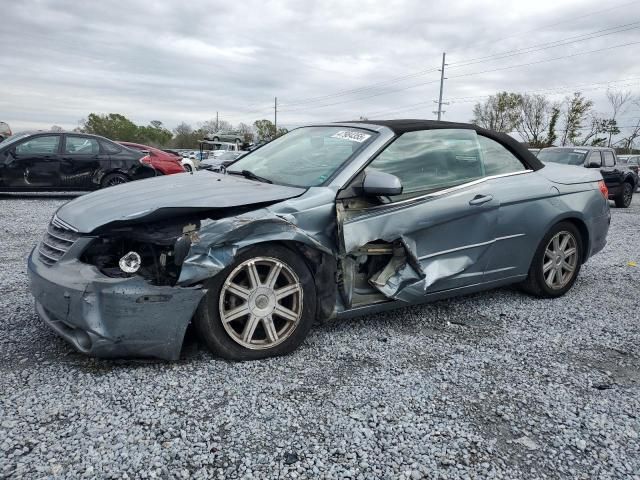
[1,193,639,479]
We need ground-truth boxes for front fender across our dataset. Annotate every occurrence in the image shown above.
[177,209,335,286]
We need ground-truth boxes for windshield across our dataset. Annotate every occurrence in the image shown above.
[0,132,32,149]
[538,148,587,166]
[227,126,376,187]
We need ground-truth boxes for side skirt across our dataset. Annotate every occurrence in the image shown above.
[334,274,528,320]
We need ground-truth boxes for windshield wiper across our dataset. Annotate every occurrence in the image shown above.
[238,169,273,184]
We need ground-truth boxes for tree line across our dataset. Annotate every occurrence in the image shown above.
[70,113,288,148]
[471,90,640,150]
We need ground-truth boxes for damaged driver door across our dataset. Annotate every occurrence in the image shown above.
[336,128,500,307]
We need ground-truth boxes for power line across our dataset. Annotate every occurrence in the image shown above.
[363,77,640,117]
[471,0,640,50]
[447,40,640,80]
[280,40,640,115]
[278,78,442,113]
[274,26,640,114]
[448,21,640,69]
[256,9,640,112]
[278,68,440,108]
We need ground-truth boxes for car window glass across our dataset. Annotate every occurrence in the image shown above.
[477,135,526,175]
[100,140,122,154]
[15,136,60,155]
[229,126,376,187]
[587,151,601,166]
[602,151,615,167]
[366,129,483,199]
[65,136,100,155]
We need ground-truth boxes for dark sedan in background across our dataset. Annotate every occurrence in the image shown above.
[0,132,157,191]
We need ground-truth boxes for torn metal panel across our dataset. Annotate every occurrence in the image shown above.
[338,184,500,301]
[369,240,423,299]
[178,188,339,286]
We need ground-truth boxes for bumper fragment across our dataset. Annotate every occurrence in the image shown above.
[28,248,206,361]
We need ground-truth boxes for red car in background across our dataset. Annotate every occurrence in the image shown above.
[117,142,185,175]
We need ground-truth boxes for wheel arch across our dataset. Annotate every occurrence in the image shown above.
[99,170,131,187]
[624,175,637,187]
[551,216,590,264]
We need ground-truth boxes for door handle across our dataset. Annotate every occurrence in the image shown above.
[469,194,493,206]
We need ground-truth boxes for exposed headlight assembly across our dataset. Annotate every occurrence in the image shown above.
[119,251,142,273]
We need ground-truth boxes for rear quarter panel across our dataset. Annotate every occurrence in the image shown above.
[483,170,609,282]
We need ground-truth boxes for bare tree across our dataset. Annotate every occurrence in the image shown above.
[236,122,254,143]
[617,98,640,153]
[472,92,522,132]
[559,92,593,146]
[604,89,632,147]
[200,119,233,135]
[606,89,632,120]
[50,125,64,132]
[516,94,552,147]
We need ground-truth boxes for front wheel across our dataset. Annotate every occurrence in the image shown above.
[183,163,193,173]
[521,222,583,298]
[194,244,316,360]
[614,182,633,208]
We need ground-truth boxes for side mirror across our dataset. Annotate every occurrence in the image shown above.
[586,161,601,168]
[362,170,403,196]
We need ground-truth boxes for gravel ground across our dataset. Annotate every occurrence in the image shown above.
[1,193,639,479]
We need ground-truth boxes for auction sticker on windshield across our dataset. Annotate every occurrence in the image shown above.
[331,131,372,143]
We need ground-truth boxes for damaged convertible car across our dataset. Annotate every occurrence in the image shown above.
[28,120,611,361]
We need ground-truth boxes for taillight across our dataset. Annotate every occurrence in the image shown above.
[139,155,152,165]
[598,180,608,199]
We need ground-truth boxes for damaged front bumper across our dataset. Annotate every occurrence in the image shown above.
[27,240,206,361]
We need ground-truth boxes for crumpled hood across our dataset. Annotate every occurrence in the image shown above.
[538,162,602,185]
[56,171,306,233]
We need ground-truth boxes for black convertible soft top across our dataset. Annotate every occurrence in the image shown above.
[346,119,544,171]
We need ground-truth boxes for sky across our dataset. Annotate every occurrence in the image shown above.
[1,0,639,134]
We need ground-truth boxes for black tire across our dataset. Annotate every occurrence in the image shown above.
[183,163,193,173]
[212,136,219,142]
[235,138,242,145]
[521,221,583,298]
[614,181,634,208]
[194,244,316,361]
[100,172,129,188]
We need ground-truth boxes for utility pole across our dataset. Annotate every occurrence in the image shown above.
[215,111,219,131]
[433,52,448,121]
[274,97,278,132]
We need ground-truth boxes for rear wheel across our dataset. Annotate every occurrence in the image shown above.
[521,222,583,298]
[195,244,316,360]
[614,182,633,208]
[101,172,129,188]
[212,136,219,142]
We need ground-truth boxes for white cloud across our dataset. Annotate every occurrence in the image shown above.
[1,0,638,133]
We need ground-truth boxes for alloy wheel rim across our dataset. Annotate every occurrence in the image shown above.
[543,231,578,289]
[108,176,126,186]
[219,256,303,350]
